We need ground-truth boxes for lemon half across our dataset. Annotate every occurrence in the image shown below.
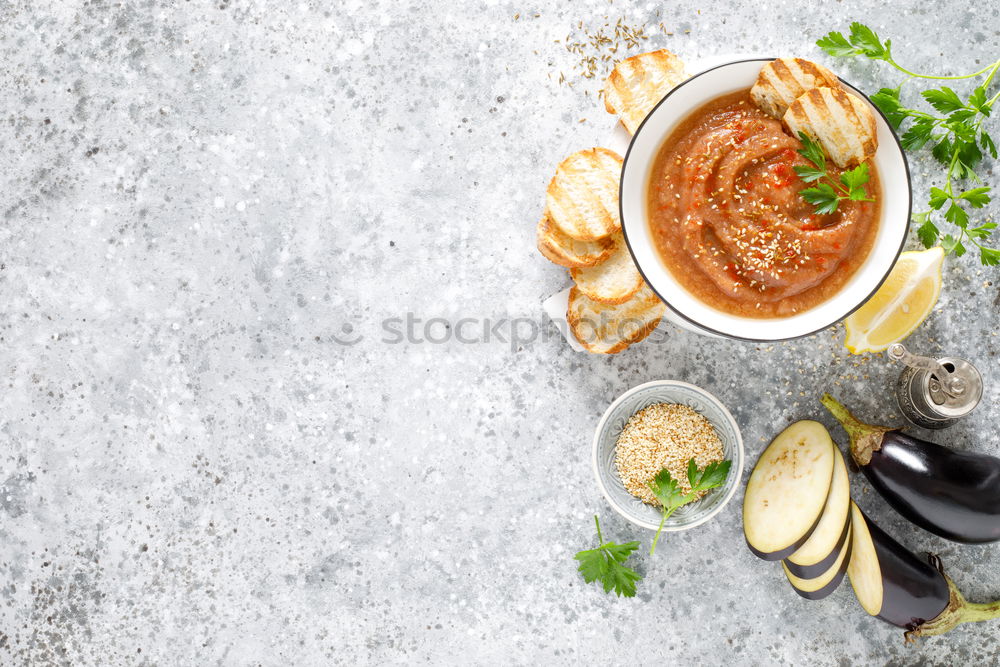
[844,247,944,354]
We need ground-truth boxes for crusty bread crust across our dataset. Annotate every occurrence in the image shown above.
[536,211,617,268]
[604,49,687,135]
[568,284,665,354]
[783,87,878,168]
[545,147,623,241]
[751,58,841,119]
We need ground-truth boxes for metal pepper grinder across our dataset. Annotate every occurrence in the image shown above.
[888,343,983,429]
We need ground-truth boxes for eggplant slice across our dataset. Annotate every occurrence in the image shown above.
[846,501,884,616]
[782,522,852,600]
[744,421,836,560]
[847,502,1000,640]
[822,394,1000,543]
[785,447,851,578]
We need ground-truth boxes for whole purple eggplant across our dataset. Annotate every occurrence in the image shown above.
[822,394,1000,544]
[850,503,1000,640]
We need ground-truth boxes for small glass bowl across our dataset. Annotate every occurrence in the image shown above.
[592,380,744,531]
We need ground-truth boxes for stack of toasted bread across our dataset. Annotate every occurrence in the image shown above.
[536,49,687,354]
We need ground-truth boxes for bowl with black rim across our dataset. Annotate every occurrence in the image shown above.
[619,57,911,342]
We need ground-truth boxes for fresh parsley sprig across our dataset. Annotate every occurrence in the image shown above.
[818,22,998,81]
[647,458,731,555]
[794,132,874,214]
[817,22,1000,265]
[574,515,642,597]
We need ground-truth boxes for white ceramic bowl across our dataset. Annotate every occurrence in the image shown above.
[620,58,911,341]
[592,381,744,531]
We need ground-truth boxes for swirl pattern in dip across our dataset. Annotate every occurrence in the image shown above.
[647,91,880,318]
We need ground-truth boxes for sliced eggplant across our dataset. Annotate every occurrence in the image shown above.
[846,502,882,616]
[847,502,1000,640]
[822,394,1000,543]
[784,447,851,578]
[782,522,852,600]
[743,420,835,560]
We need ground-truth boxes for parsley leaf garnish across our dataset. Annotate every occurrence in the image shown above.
[793,133,874,214]
[817,22,1000,265]
[574,515,642,597]
[647,458,731,555]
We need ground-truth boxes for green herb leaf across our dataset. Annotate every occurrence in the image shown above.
[574,516,642,598]
[968,222,997,240]
[870,87,907,128]
[848,22,889,59]
[801,183,841,214]
[796,132,826,168]
[944,203,970,228]
[968,86,989,114]
[648,459,731,556]
[793,164,826,183]
[922,87,965,114]
[980,246,1000,266]
[816,31,858,58]
[982,132,998,159]
[648,468,686,510]
[959,187,991,208]
[840,163,870,196]
[928,187,951,210]
[931,137,953,164]
[689,459,733,491]
[901,119,935,151]
[942,234,967,257]
[916,217,940,248]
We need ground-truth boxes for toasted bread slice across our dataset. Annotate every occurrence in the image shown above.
[604,49,687,135]
[751,58,841,119]
[537,211,617,268]
[545,148,622,241]
[568,284,665,354]
[570,235,642,304]
[783,87,878,168]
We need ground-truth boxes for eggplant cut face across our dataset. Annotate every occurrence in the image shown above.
[785,447,851,578]
[847,501,883,616]
[743,421,836,560]
[782,523,852,600]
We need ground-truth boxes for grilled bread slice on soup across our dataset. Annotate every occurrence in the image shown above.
[545,148,623,241]
[604,49,687,135]
[783,86,878,168]
[751,57,841,119]
[536,211,618,268]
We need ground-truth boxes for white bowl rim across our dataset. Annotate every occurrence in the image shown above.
[591,380,745,531]
[619,56,912,342]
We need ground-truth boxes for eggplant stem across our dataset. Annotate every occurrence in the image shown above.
[819,394,892,466]
[905,575,1000,642]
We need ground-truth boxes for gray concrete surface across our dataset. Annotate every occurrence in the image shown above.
[2,0,999,664]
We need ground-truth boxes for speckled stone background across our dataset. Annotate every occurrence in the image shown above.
[2,1,999,665]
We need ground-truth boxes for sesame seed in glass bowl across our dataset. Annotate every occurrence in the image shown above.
[592,380,744,532]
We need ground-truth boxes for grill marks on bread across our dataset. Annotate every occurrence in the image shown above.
[751,58,841,119]
[783,86,878,168]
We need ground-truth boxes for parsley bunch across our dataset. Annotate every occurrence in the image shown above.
[794,132,873,214]
[647,459,731,555]
[818,22,1000,265]
[574,515,642,597]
